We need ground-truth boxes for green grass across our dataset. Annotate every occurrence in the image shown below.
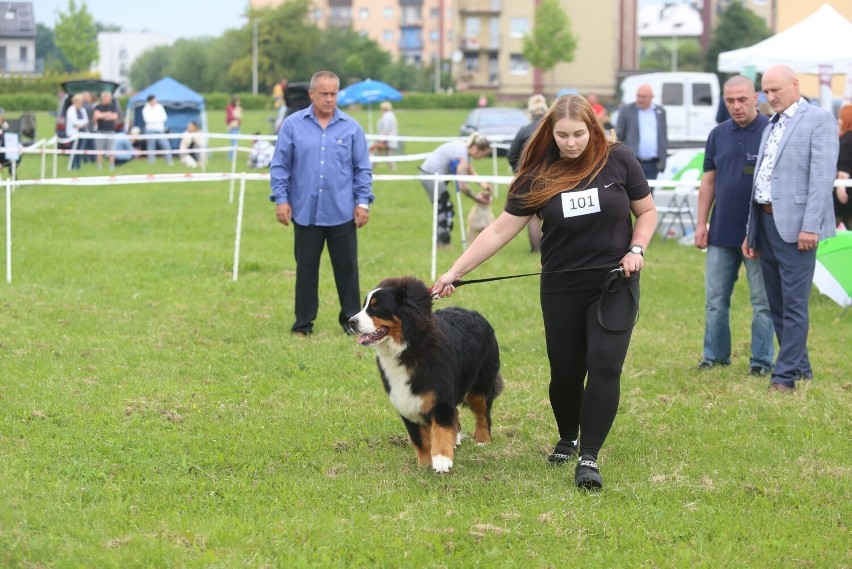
[0,110,850,568]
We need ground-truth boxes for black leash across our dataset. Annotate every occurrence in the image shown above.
[438,264,624,293]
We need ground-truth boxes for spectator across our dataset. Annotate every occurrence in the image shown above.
[432,94,657,490]
[694,75,774,376]
[834,104,852,229]
[419,134,493,248]
[507,93,548,252]
[586,93,606,119]
[742,64,839,392]
[269,70,374,337]
[248,133,274,168]
[142,95,173,165]
[616,83,669,185]
[226,96,243,161]
[179,121,206,168]
[370,101,399,172]
[82,91,96,163]
[0,107,9,131]
[65,93,89,170]
[92,90,121,171]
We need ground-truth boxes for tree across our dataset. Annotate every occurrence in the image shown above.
[36,23,72,73]
[522,0,577,94]
[704,1,771,73]
[53,0,99,72]
[129,45,170,90]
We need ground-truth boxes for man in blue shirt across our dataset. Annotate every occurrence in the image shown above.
[694,75,773,376]
[270,70,374,336]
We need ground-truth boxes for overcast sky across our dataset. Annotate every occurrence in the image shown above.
[32,0,677,41]
[33,0,249,41]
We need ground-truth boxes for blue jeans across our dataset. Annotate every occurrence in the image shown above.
[146,130,172,165]
[703,245,774,370]
[228,127,240,160]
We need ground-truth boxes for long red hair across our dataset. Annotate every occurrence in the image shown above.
[510,94,615,210]
[839,104,852,136]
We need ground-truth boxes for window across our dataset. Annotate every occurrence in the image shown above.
[692,83,712,106]
[465,54,480,73]
[465,17,481,37]
[430,8,439,19]
[359,8,369,20]
[383,8,393,19]
[383,29,393,42]
[509,54,529,75]
[313,8,323,21]
[510,17,529,38]
[19,46,27,61]
[430,30,439,42]
[661,83,684,106]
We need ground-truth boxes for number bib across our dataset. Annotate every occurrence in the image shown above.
[560,187,601,218]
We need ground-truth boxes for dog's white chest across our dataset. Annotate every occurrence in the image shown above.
[377,351,425,424]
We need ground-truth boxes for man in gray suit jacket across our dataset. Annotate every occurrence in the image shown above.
[742,64,839,392]
[616,83,669,184]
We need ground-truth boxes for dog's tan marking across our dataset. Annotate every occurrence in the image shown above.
[416,424,432,466]
[419,391,437,416]
[464,392,492,443]
[430,422,457,464]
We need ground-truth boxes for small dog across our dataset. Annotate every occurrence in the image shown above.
[348,276,503,473]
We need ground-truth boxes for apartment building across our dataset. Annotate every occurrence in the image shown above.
[250,0,639,100]
[0,1,36,74]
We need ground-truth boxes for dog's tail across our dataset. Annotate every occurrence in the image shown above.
[494,372,504,397]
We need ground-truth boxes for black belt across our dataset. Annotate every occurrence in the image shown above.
[755,202,773,214]
[639,158,658,163]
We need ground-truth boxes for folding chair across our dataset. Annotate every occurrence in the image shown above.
[655,168,699,240]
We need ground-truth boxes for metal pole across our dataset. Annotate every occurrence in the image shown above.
[6,179,11,283]
[252,20,259,96]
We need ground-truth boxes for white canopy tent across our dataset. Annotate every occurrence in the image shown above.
[717,4,852,74]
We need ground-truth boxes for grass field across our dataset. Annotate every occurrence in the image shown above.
[0,110,849,567]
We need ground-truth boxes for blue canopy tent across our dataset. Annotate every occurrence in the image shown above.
[128,77,208,148]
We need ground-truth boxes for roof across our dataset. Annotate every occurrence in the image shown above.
[127,76,205,109]
[639,2,702,38]
[0,2,35,38]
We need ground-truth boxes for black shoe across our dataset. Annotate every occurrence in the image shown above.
[697,360,715,370]
[797,370,814,381]
[547,439,578,465]
[292,329,311,337]
[769,382,795,393]
[575,458,603,490]
[750,366,771,377]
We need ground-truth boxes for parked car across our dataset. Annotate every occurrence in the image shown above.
[284,81,311,118]
[56,79,123,149]
[459,107,529,154]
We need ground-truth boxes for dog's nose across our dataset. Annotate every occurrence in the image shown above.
[346,315,359,333]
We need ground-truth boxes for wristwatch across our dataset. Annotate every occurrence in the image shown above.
[357,203,370,211]
[628,244,644,257]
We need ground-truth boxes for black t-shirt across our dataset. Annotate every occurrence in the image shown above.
[94,101,119,132]
[505,143,651,291]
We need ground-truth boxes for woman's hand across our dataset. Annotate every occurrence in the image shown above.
[620,252,644,278]
[431,271,461,299]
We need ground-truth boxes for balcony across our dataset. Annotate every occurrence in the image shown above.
[458,0,501,14]
[459,37,480,51]
[0,58,36,74]
[327,15,352,27]
[400,17,423,28]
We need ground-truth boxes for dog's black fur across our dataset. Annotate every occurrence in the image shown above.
[348,276,503,472]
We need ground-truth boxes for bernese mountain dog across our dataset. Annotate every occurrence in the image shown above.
[348,276,503,473]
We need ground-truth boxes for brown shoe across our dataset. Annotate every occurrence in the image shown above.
[769,382,795,393]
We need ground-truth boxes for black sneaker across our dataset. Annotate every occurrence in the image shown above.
[547,439,578,465]
[575,458,603,490]
[750,366,771,377]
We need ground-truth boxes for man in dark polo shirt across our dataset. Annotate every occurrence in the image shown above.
[694,75,774,376]
[93,91,120,171]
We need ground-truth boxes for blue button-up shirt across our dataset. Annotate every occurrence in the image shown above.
[269,105,373,226]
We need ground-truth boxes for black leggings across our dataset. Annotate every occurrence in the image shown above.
[540,287,634,460]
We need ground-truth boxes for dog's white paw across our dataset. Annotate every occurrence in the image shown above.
[432,454,453,473]
[455,432,463,447]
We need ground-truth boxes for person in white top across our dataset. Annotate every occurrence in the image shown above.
[178,121,206,168]
[65,93,89,170]
[141,95,172,165]
[371,101,399,171]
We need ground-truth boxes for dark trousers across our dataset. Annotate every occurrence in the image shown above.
[540,286,634,459]
[639,159,659,182]
[755,210,816,384]
[292,221,361,334]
